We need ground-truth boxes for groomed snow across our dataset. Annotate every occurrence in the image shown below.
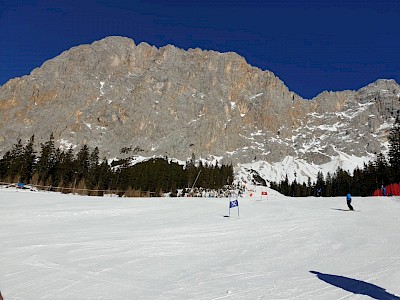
[1,188,399,299]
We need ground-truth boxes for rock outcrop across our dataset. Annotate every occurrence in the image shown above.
[0,36,399,170]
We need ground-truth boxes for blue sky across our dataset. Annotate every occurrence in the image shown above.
[0,0,399,99]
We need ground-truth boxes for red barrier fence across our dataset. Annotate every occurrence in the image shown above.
[373,183,400,196]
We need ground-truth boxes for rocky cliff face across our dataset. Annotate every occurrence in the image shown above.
[0,36,399,173]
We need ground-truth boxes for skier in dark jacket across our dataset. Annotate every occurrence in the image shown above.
[346,193,354,211]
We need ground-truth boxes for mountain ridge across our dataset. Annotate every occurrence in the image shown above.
[0,36,399,183]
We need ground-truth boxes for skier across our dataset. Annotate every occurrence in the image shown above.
[346,193,354,211]
[381,185,387,196]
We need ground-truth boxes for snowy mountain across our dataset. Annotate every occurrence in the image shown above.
[236,151,374,186]
[0,36,399,184]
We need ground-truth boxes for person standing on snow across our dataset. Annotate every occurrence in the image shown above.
[346,193,354,211]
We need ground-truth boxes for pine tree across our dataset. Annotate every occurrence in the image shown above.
[352,167,364,196]
[0,150,12,181]
[7,139,24,182]
[335,167,351,196]
[388,117,400,182]
[307,177,312,196]
[36,133,56,185]
[49,148,62,187]
[363,161,379,195]
[374,153,390,186]
[315,171,324,196]
[281,175,290,195]
[97,158,111,191]
[59,147,75,188]
[20,135,36,183]
[86,147,100,190]
[0,153,7,180]
[75,144,90,185]
[325,172,333,197]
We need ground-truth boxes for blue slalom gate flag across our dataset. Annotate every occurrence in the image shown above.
[229,198,239,217]
[229,199,239,208]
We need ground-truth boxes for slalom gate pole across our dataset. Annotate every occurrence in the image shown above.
[228,194,231,217]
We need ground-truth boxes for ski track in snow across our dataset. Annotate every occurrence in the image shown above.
[0,188,399,299]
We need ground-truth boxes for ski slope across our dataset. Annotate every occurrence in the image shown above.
[1,188,399,299]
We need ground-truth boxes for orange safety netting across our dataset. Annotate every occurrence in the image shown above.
[372,183,400,196]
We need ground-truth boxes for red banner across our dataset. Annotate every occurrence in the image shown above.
[261,191,268,196]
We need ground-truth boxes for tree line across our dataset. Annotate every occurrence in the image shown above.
[271,117,400,197]
[0,133,234,196]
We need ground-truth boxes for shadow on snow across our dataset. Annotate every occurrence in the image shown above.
[310,271,399,299]
[331,208,360,212]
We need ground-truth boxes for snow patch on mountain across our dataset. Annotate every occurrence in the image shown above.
[249,92,263,100]
[59,139,77,151]
[236,151,374,185]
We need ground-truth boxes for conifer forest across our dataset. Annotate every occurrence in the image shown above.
[0,133,234,197]
[271,118,400,197]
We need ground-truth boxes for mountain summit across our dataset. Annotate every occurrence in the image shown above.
[0,36,399,182]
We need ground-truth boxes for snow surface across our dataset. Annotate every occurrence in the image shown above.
[1,188,399,299]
